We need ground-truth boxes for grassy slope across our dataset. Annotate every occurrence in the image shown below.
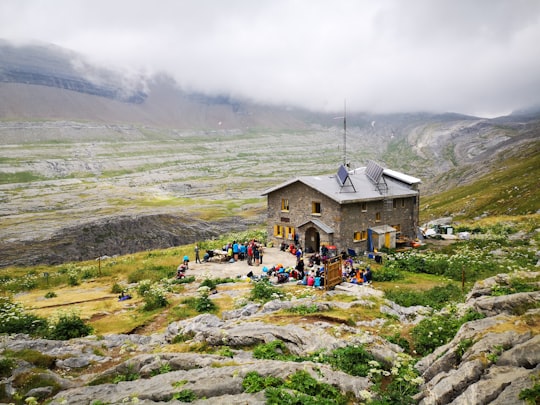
[5,140,540,335]
[420,140,540,222]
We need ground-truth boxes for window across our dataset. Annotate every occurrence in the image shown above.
[393,199,397,209]
[375,212,381,222]
[286,226,295,240]
[274,225,284,237]
[401,198,406,208]
[360,202,367,212]
[281,198,289,212]
[312,201,321,215]
[353,230,368,242]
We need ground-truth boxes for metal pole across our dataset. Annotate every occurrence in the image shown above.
[343,100,347,166]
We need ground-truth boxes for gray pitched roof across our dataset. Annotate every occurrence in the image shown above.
[262,166,420,204]
[298,218,334,234]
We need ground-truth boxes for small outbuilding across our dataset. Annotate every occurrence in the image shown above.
[368,224,397,251]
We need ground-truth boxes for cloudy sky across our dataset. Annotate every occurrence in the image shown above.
[1,0,540,117]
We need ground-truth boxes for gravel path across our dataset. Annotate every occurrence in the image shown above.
[181,246,299,280]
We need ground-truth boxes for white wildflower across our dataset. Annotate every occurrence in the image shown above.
[359,389,372,400]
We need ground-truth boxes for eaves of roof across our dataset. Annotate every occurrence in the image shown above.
[262,172,418,204]
[297,218,334,234]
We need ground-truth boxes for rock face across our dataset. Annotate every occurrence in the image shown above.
[414,273,540,405]
[0,214,255,267]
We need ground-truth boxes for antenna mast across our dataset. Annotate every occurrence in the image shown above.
[343,99,347,166]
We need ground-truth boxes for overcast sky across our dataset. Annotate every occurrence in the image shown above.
[1,0,540,117]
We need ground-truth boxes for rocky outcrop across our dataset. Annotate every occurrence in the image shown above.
[414,273,540,405]
[1,274,538,404]
[45,358,370,405]
[0,214,254,267]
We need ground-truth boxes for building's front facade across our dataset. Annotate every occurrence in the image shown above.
[263,162,421,255]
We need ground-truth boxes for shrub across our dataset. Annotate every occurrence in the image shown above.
[249,279,283,303]
[519,378,540,405]
[171,331,195,344]
[0,297,48,336]
[195,294,217,313]
[285,370,344,402]
[141,284,169,311]
[136,279,152,296]
[172,389,197,402]
[321,345,375,377]
[218,346,234,358]
[385,332,411,352]
[151,362,172,376]
[411,307,484,356]
[369,352,423,404]
[44,291,57,299]
[242,371,283,393]
[0,358,16,378]
[253,340,290,360]
[88,365,140,386]
[67,269,80,286]
[372,266,404,282]
[242,370,348,405]
[194,286,217,313]
[112,365,140,384]
[47,311,93,340]
[411,312,460,356]
[111,283,123,294]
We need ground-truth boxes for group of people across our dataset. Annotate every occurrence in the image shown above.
[343,264,372,285]
[220,240,264,265]
[178,241,374,286]
[261,259,326,288]
[180,240,265,271]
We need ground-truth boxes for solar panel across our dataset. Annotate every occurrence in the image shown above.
[337,165,349,186]
[336,164,356,192]
[366,160,384,183]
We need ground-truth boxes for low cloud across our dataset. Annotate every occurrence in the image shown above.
[1,0,540,117]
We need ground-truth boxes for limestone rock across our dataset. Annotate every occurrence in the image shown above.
[497,334,540,368]
[470,291,540,317]
[380,300,431,324]
[48,359,370,405]
[448,366,531,405]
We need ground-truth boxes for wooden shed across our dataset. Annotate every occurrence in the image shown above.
[368,225,397,251]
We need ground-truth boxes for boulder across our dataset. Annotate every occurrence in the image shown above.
[448,366,531,405]
[469,291,540,316]
[419,359,485,405]
[380,300,431,324]
[497,334,540,368]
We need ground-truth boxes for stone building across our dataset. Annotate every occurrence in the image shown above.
[262,161,421,255]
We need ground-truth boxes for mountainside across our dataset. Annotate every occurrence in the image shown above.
[0,40,315,130]
[0,40,539,266]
